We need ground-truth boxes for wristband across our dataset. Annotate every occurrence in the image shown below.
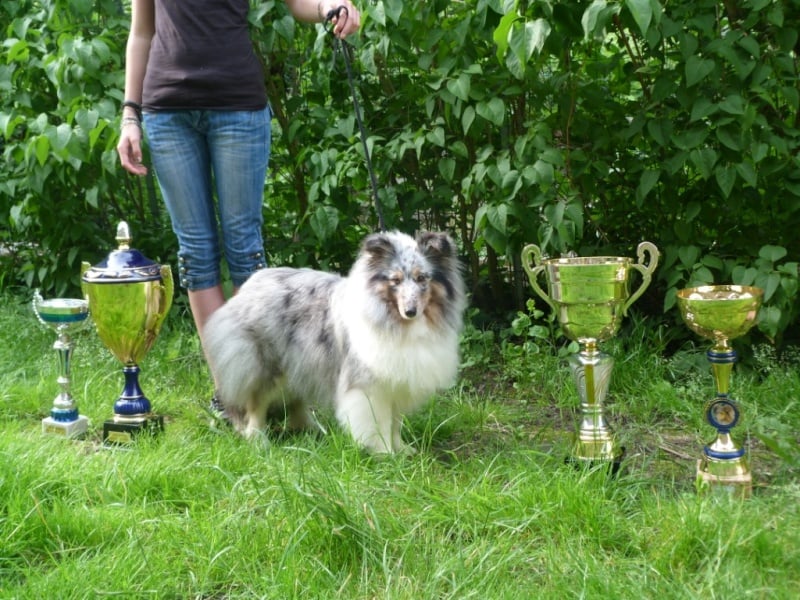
[122,100,143,119]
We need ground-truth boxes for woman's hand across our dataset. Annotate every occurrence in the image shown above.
[321,0,361,39]
[116,120,148,176]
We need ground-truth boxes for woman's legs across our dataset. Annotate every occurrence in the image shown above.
[207,107,271,289]
[144,108,271,343]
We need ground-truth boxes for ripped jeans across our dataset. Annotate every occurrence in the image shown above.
[143,107,271,290]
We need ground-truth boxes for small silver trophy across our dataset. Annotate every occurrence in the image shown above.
[32,291,91,437]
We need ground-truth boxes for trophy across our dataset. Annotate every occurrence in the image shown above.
[676,285,763,497]
[32,291,91,437]
[81,221,173,445]
[522,242,660,470]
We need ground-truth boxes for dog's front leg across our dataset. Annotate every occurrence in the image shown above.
[392,410,416,456]
[242,393,267,439]
[336,388,394,454]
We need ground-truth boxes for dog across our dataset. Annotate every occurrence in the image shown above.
[202,230,466,454]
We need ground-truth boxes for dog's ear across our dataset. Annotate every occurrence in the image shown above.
[362,233,396,267]
[416,231,455,260]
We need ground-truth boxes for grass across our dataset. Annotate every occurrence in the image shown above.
[1,293,799,599]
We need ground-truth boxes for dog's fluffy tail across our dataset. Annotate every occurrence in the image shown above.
[203,308,261,416]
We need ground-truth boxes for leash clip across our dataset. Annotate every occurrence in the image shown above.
[325,6,347,25]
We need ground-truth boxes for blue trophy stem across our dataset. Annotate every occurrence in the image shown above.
[113,365,152,417]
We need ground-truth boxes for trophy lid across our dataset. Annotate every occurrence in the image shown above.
[81,221,163,283]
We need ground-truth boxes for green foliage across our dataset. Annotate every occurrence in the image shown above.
[0,0,173,297]
[492,0,800,341]
[2,0,799,344]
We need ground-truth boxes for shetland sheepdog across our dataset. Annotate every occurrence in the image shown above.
[202,231,466,454]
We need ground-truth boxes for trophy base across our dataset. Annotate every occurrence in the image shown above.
[103,414,164,446]
[42,415,89,438]
[566,444,625,477]
[696,458,752,498]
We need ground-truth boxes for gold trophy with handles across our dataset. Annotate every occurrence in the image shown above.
[81,221,173,445]
[522,242,660,471]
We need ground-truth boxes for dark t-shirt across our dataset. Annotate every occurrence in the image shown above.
[143,0,267,110]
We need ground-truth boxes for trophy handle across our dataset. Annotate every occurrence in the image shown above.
[521,244,556,312]
[623,241,660,315]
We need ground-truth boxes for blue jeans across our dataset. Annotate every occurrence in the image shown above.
[143,108,271,290]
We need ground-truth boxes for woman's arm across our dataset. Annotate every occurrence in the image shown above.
[117,0,155,176]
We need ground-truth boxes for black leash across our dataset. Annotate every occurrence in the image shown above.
[325,7,386,232]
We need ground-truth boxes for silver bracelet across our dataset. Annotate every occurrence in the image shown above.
[120,116,141,130]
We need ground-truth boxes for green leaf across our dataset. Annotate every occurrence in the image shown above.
[718,94,745,115]
[685,56,715,87]
[521,19,551,59]
[734,161,757,187]
[684,201,701,222]
[486,203,508,233]
[714,164,736,198]
[635,169,660,204]
[544,201,565,227]
[493,7,517,61]
[462,106,475,136]
[35,135,50,166]
[689,147,717,179]
[715,127,741,151]
[759,245,787,262]
[47,123,73,153]
[678,245,700,268]
[438,157,456,183]
[273,15,295,41]
[690,97,717,122]
[763,272,781,302]
[672,128,708,151]
[383,0,404,25]
[427,126,445,147]
[625,0,653,36]
[309,205,339,241]
[582,0,620,41]
[476,98,505,126]
[532,159,554,185]
[446,73,471,102]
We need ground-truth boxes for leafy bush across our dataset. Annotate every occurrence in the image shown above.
[2,0,798,345]
[493,0,800,341]
[0,0,174,297]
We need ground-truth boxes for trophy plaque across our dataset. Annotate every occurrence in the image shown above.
[32,291,90,437]
[676,285,763,497]
[522,242,660,471]
[81,221,173,445]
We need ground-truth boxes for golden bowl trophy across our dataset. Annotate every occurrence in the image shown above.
[81,221,173,445]
[676,285,763,498]
[522,242,660,471]
[32,291,91,437]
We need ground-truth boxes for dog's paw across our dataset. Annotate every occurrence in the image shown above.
[242,425,270,444]
[394,441,418,457]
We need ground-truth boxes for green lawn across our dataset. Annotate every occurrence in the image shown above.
[2,294,799,599]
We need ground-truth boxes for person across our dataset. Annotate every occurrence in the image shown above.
[115,1,361,414]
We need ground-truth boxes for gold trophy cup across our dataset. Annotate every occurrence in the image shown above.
[81,221,173,445]
[676,285,763,497]
[522,242,660,470]
[32,291,91,437]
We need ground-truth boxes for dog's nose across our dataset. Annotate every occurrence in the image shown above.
[404,307,417,318]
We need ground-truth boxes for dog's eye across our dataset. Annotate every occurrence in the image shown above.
[415,273,429,284]
[388,275,403,286]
